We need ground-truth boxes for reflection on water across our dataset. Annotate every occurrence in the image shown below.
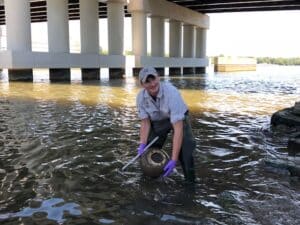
[0,65,300,224]
[0,198,81,223]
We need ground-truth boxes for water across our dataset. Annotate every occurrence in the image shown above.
[0,65,300,225]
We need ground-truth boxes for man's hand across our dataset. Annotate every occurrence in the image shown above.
[137,143,147,155]
[163,160,177,177]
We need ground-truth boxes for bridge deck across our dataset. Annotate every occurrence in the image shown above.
[1,0,300,25]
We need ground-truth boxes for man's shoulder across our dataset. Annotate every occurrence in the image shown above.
[162,81,179,93]
[137,88,147,101]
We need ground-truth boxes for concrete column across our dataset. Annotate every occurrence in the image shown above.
[4,0,32,81]
[0,27,1,50]
[107,0,125,79]
[183,24,195,58]
[131,10,147,76]
[80,0,100,81]
[47,0,70,82]
[151,16,165,76]
[5,0,31,51]
[0,26,2,51]
[0,26,1,72]
[80,0,99,54]
[47,0,69,53]
[169,20,182,58]
[183,24,196,75]
[151,16,164,57]
[107,0,124,55]
[196,28,206,58]
[131,11,147,57]
[195,27,207,74]
[169,20,182,75]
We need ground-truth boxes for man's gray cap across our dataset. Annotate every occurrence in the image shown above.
[139,67,158,83]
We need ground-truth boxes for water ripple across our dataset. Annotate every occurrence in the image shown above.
[1,66,300,224]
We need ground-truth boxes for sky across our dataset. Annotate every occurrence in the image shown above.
[206,10,300,57]
[1,10,300,58]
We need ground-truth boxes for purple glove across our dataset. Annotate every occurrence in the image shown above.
[163,160,177,177]
[137,143,147,155]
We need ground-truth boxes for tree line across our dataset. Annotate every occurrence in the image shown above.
[257,57,300,65]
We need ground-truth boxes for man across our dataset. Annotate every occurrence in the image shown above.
[136,67,196,182]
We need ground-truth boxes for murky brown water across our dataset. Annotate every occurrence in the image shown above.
[0,65,300,224]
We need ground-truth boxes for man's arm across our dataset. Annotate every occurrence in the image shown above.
[171,120,183,161]
[163,120,183,177]
[140,118,151,144]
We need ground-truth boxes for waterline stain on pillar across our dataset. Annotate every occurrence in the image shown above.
[155,68,165,76]
[183,67,195,75]
[8,69,33,82]
[195,67,206,74]
[50,68,70,82]
[81,68,100,81]
[132,68,141,77]
[109,68,125,79]
[169,67,181,76]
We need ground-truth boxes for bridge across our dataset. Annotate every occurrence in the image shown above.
[0,0,299,81]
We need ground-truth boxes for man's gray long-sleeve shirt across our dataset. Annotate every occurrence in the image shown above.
[136,82,188,124]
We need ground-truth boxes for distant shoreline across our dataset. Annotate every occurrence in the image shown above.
[257,57,300,66]
[210,56,300,66]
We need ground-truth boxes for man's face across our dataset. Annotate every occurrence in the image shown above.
[142,75,160,97]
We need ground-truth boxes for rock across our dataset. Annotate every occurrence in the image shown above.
[293,101,300,115]
[271,107,300,127]
[288,135,300,157]
[268,103,300,177]
[287,155,300,177]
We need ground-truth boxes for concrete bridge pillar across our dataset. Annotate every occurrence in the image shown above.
[132,11,147,57]
[5,0,33,81]
[5,0,31,51]
[131,10,147,76]
[183,24,196,74]
[80,0,100,81]
[169,20,182,76]
[0,26,2,50]
[195,27,207,74]
[107,0,125,79]
[151,16,165,75]
[47,0,70,82]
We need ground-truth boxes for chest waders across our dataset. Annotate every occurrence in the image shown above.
[147,114,196,182]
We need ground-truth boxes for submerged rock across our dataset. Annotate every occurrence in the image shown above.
[264,154,300,177]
